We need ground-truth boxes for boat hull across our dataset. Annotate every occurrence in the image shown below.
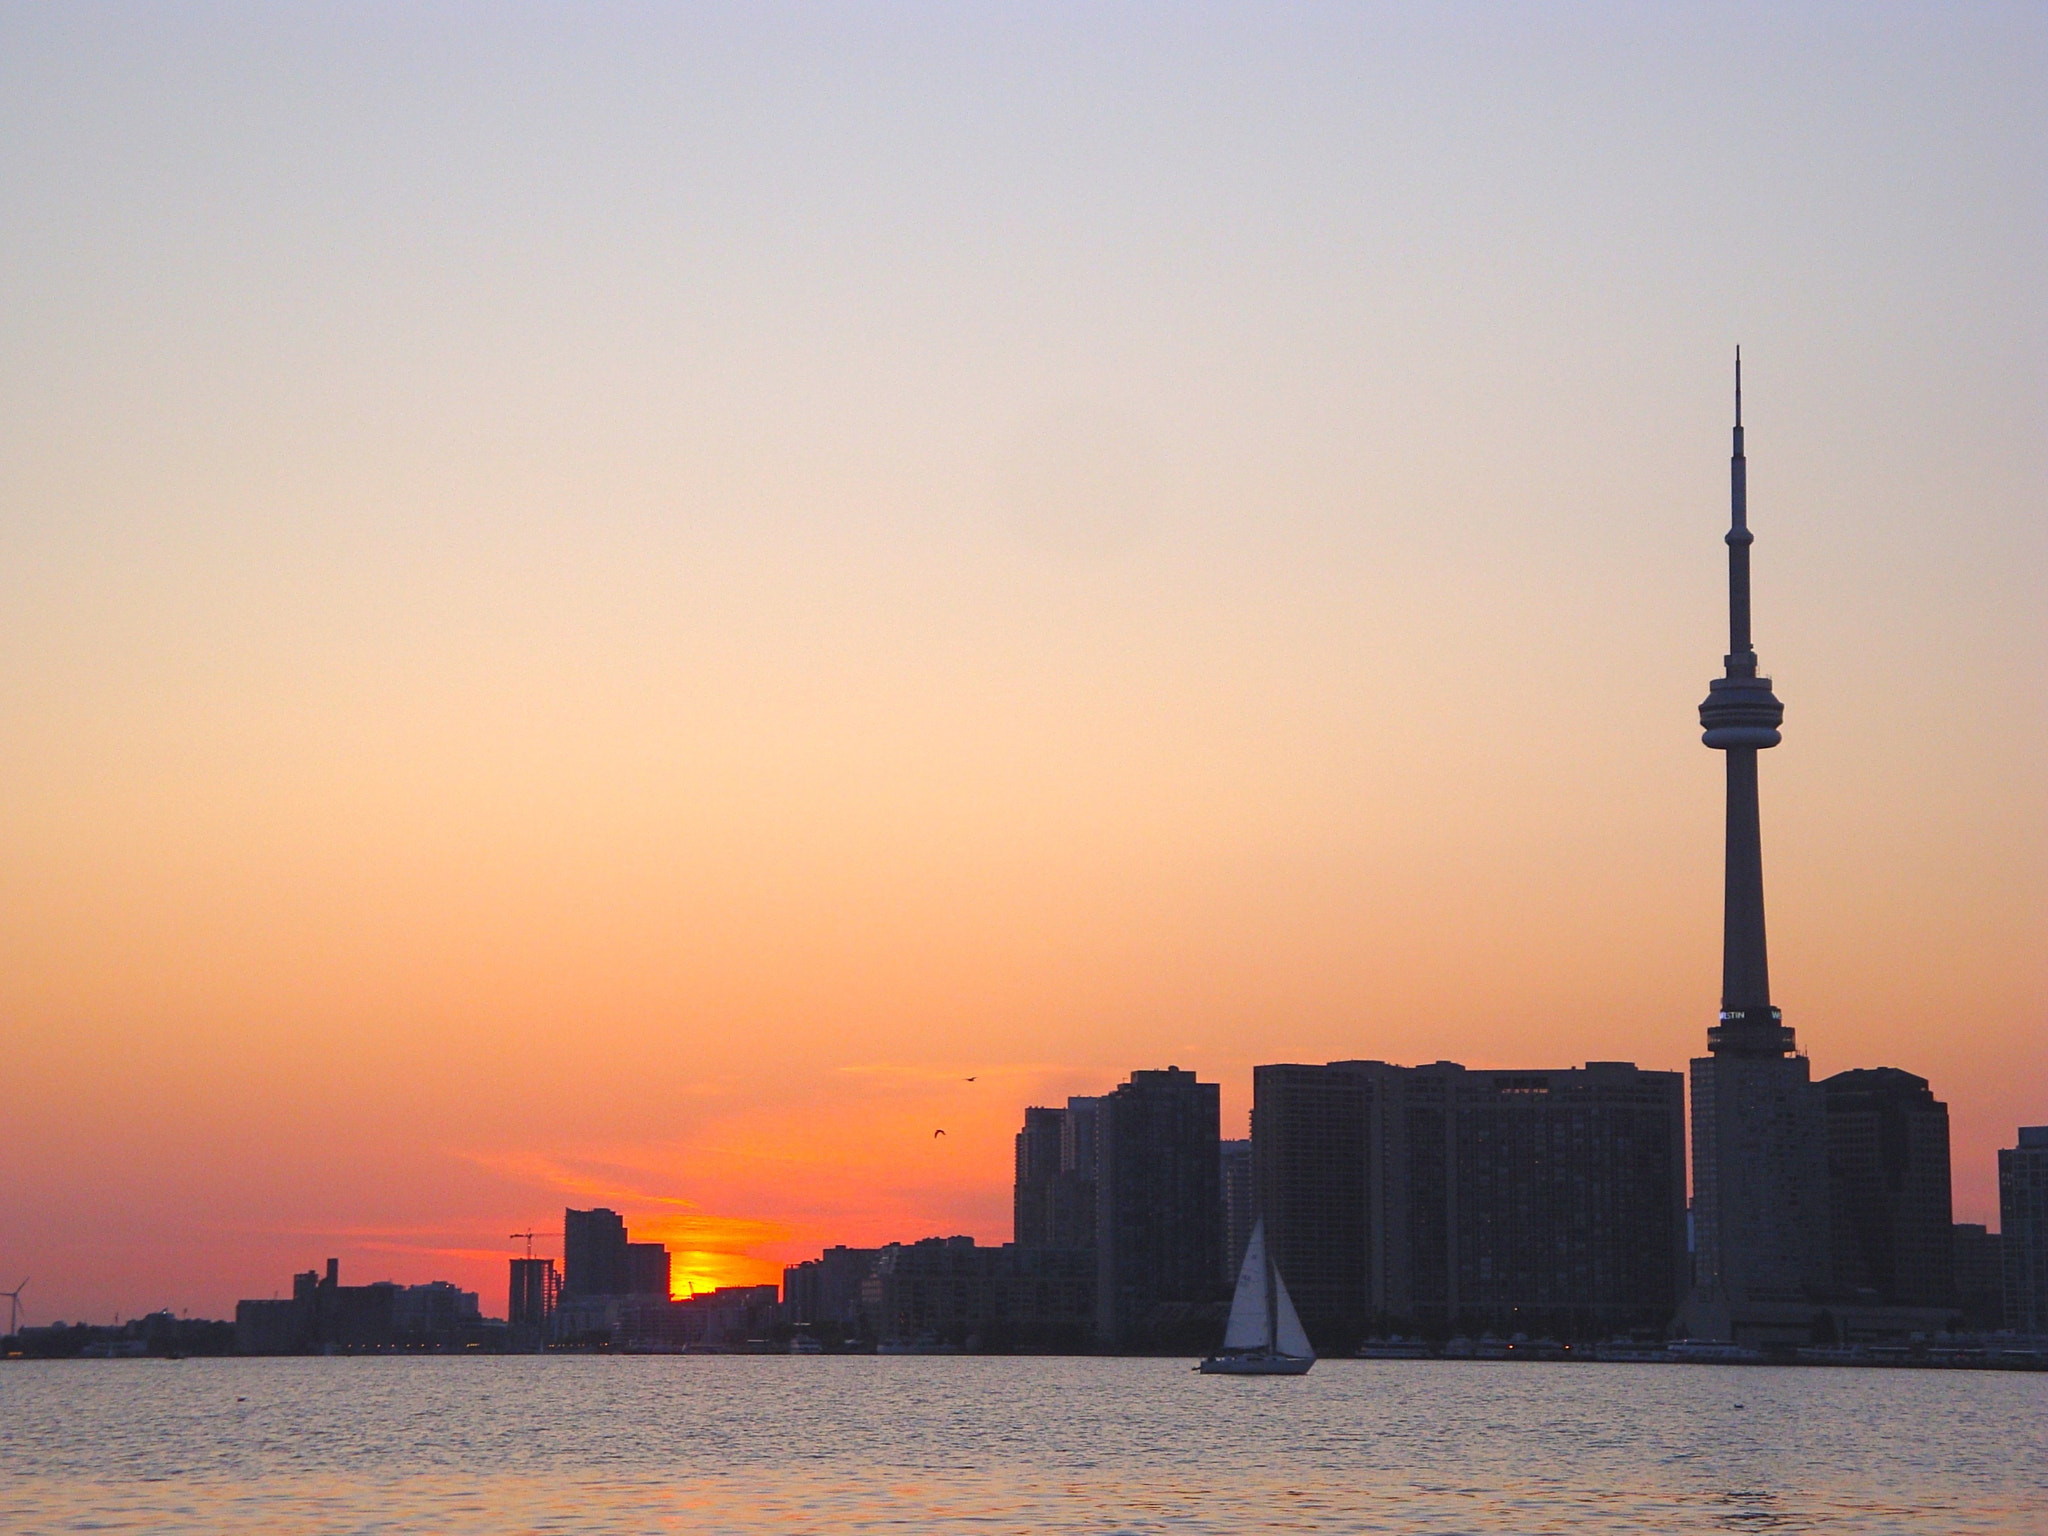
[1198,1353,1314,1376]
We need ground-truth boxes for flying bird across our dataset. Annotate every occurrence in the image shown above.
[933,1129,946,1138]
[964,1076,978,1082]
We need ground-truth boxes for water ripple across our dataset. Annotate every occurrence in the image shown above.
[2,1357,2043,1533]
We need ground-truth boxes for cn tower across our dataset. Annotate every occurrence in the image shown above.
[1698,350,1791,1058]
[1685,353,1830,1340]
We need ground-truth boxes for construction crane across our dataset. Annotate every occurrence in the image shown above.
[510,1231,543,1259]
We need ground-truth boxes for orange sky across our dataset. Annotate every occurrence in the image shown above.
[1,7,2042,1321]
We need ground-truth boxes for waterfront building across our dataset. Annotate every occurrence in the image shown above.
[783,1246,881,1329]
[291,1258,396,1350]
[1014,1105,1066,1247]
[1822,1069,1954,1305]
[9,1312,236,1359]
[858,1236,1093,1351]
[1252,1062,1376,1335]
[232,1298,304,1355]
[1220,1138,1253,1285]
[1012,1099,1101,1252]
[681,1284,782,1349]
[393,1280,482,1339]
[509,1257,559,1331]
[2000,1126,2048,1332]
[1686,359,1831,1345]
[1952,1224,2005,1332]
[1063,1096,1102,1180]
[599,1285,784,1352]
[626,1242,672,1298]
[1095,1067,1225,1347]
[233,1259,496,1353]
[1059,1096,1102,1248]
[563,1208,630,1297]
[1253,1059,1685,1347]
[598,1277,782,1351]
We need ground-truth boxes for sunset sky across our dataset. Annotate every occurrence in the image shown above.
[2,4,2042,1321]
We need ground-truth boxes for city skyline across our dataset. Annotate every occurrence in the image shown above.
[3,6,2042,1324]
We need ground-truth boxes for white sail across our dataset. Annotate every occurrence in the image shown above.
[1272,1263,1314,1361]
[1221,1219,1271,1350]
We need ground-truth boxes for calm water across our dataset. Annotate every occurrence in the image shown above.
[3,1356,2044,1534]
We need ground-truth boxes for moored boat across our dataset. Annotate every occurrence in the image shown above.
[1356,1336,1431,1359]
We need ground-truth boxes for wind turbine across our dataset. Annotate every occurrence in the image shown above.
[3,1279,26,1337]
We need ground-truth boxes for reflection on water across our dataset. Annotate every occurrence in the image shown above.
[2,1357,2043,1534]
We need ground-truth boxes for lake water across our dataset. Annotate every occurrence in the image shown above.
[3,1356,2044,1533]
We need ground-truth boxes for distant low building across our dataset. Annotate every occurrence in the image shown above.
[545,1283,782,1351]
[679,1285,781,1349]
[394,1280,482,1342]
[234,1258,499,1353]
[13,1312,235,1360]
[234,1299,306,1357]
[783,1246,880,1330]
[859,1236,1092,1351]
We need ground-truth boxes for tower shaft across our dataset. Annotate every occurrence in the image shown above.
[1722,746,1769,1010]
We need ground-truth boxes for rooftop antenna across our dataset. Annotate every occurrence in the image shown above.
[3,1279,26,1336]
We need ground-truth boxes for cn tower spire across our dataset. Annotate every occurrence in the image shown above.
[1699,349,1789,1056]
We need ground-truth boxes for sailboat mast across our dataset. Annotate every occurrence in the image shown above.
[1265,1242,1278,1351]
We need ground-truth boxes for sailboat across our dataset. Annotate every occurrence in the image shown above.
[1199,1217,1315,1375]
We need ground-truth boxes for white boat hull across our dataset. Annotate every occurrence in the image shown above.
[1198,1352,1315,1376]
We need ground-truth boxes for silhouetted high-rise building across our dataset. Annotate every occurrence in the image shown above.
[1253,1062,1376,1332]
[1095,1067,1223,1347]
[1219,1138,1253,1284]
[1062,1096,1101,1180]
[1823,1069,1954,1305]
[1059,1096,1102,1247]
[627,1242,672,1298]
[1013,1100,1098,1251]
[509,1257,559,1330]
[1014,1106,1066,1248]
[1254,1059,1685,1347]
[2000,1127,2048,1332]
[1952,1224,2005,1331]
[1687,359,1830,1344]
[563,1208,629,1297]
